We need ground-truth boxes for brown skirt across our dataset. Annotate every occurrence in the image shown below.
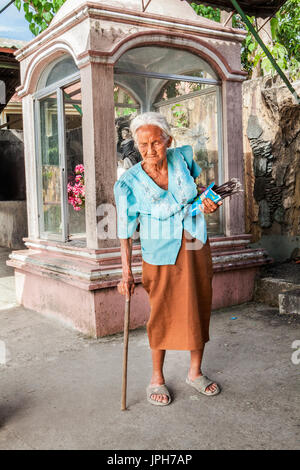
[142,228,213,351]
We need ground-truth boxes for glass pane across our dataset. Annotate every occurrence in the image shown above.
[46,56,78,87]
[114,83,142,180]
[116,46,218,80]
[155,79,209,102]
[156,87,221,235]
[114,46,223,236]
[39,93,62,236]
[114,84,140,118]
[114,72,215,112]
[63,81,86,239]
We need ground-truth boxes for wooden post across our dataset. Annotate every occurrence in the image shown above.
[121,297,131,411]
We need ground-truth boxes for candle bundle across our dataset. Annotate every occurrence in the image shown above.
[189,178,244,216]
[210,178,244,200]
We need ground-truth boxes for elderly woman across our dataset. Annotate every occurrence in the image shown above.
[114,112,222,406]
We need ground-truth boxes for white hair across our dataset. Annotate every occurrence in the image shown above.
[130,112,173,143]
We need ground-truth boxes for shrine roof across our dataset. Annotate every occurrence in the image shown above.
[50,0,235,29]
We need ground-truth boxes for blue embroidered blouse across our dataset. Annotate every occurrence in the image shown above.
[113,145,207,265]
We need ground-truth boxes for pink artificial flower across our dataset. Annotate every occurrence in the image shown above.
[68,164,85,210]
[75,164,84,174]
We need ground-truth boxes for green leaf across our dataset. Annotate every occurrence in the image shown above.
[248,42,256,52]
[35,15,43,25]
[14,0,21,11]
[253,53,262,67]
[277,58,287,69]
[53,0,66,11]
[25,11,33,22]
[44,2,52,12]
[29,21,38,35]
[42,11,53,23]
[191,2,220,22]
[41,21,49,31]
[261,57,273,73]
[270,17,279,41]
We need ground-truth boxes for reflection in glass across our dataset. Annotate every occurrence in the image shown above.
[114,85,140,118]
[155,87,220,235]
[116,46,218,80]
[114,85,142,179]
[63,81,85,238]
[155,79,205,103]
[40,93,61,235]
[114,45,223,235]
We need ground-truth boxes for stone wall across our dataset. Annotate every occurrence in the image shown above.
[0,201,27,249]
[242,75,300,262]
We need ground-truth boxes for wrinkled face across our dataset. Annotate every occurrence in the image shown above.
[136,125,172,165]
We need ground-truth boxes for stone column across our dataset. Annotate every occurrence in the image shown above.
[80,61,117,249]
[222,79,245,235]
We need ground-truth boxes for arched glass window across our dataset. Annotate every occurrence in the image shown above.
[33,55,84,243]
[46,56,79,87]
[114,45,224,236]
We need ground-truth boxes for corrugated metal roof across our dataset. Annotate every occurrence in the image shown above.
[186,0,286,18]
[0,37,28,50]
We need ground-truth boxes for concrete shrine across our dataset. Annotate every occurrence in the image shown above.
[7,0,271,336]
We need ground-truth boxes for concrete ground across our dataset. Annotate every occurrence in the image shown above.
[0,247,299,450]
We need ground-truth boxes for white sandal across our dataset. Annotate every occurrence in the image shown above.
[146,384,172,406]
[186,375,221,396]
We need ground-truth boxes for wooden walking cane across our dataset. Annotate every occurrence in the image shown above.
[121,292,131,411]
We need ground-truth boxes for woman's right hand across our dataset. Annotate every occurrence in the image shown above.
[117,273,135,299]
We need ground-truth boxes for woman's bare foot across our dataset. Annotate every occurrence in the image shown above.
[149,374,169,404]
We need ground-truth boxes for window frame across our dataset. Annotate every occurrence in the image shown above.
[33,71,81,242]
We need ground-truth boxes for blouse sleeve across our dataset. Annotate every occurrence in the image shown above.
[180,145,202,179]
[113,179,140,239]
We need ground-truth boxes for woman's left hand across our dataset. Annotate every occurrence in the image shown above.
[199,198,223,214]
